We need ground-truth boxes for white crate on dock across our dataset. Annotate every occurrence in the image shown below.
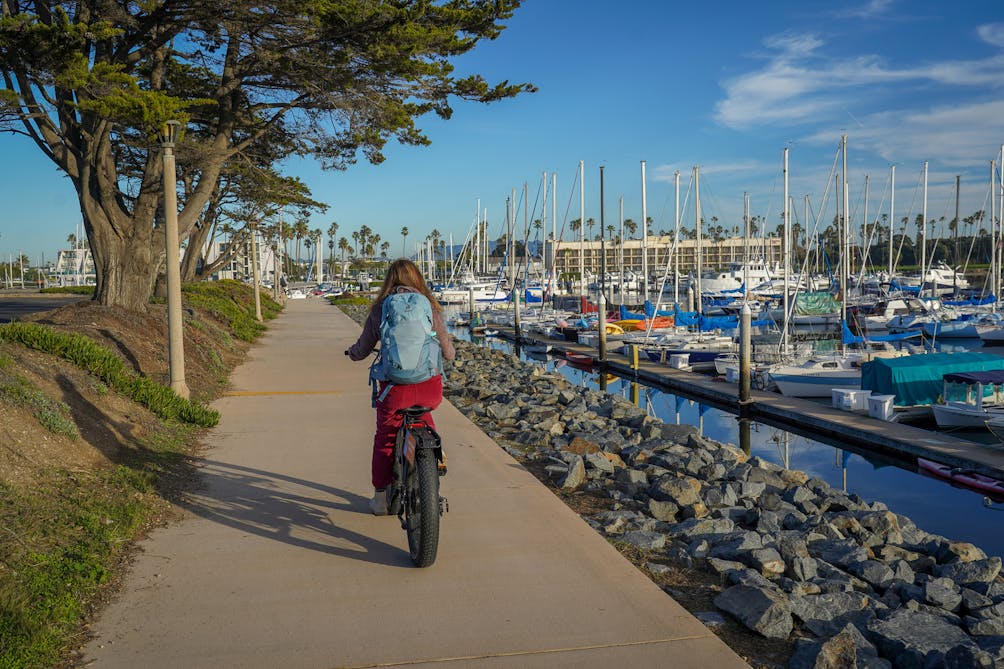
[868,394,896,421]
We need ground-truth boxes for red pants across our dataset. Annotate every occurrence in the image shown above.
[372,375,443,489]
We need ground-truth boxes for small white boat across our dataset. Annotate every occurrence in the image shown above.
[522,339,552,355]
[768,355,862,398]
[932,370,1004,429]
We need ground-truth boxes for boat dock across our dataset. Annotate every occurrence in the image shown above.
[491,328,1004,480]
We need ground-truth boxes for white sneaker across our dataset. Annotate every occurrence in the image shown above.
[369,488,388,516]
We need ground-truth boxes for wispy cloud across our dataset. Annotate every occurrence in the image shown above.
[836,0,896,20]
[978,23,1004,48]
[805,100,1004,166]
[650,159,769,184]
[714,30,1004,131]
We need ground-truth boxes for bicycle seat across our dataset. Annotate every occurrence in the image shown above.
[397,406,433,418]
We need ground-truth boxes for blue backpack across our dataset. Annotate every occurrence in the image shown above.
[370,292,443,399]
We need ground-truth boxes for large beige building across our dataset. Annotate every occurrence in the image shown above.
[546,236,783,278]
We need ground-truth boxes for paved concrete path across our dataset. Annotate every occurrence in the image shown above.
[82,298,749,669]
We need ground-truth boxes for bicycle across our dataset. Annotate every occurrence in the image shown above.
[388,406,448,567]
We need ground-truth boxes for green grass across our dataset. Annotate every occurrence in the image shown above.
[38,286,95,296]
[327,295,371,306]
[0,323,219,427]
[0,424,191,669]
[182,280,280,342]
[0,377,79,439]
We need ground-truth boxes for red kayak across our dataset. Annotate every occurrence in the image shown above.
[917,458,1004,498]
[565,351,595,368]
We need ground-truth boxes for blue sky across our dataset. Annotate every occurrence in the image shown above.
[3,0,1004,263]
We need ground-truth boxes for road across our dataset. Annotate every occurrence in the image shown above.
[0,293,88,323]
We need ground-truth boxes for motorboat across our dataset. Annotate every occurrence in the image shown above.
[932,370,1004,429]
[435,279,510,305]
[768,354,863,398]
[700,260,780,294]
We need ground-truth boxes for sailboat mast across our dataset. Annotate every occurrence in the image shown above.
[744,192,750,292]
[783,147,790,353]
[474,198,480,275]
[804,194,810,284]
[695,165,702,314]
[641,160,649,304]
[674,170,681,305]
[552,172,557,299]
[922,161,928,298]
[954,175,961,270]
[998,145,1004,302]
[863,175,869,281]
[889,166,895,277]
[619,196,625,294]
[541,171,547,292]
[993,160,998,304]
[841,134,848,326]
[579,160,585,294]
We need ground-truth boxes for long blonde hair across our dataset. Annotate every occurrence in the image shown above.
[370,258,442,316]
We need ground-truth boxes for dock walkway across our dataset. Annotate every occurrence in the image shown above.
[496,328,1004,479]
[82,298,748,669]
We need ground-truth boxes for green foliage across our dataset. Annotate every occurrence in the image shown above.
[39,286,95,295]
[0,377,79,439]
[327,295,371,306]
[0,1,533,310]
[0,435,186,668]
[182,280,279,342]
[0,323,218,427]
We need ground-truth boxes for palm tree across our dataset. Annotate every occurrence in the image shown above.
[351,230,360,257]
[303,236,313,280]
[338,237,351,263]
[569,218,581,241]
[380,241,390,262]
[401,226,409,257]
[586,217,596,240]
[66,233,77,249]
[623,218,637,239]
[293,218,309,269]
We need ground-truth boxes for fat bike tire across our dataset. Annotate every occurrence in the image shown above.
[406,449,441,567]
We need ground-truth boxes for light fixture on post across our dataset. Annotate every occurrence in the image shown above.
[160,120,189,399]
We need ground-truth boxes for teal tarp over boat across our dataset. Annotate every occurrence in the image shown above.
[860,352,1004,406]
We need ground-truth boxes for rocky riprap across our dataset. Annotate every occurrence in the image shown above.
[441,341,1004,669]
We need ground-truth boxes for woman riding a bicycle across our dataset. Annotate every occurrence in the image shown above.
[346,258,455,515]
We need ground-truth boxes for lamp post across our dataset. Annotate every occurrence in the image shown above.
[160,120,189,399]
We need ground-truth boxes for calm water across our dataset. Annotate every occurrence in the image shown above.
[452,325,1004,559]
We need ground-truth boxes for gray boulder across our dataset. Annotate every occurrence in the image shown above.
[868,609,980,668]
[714,583,793,639]
[789,623,890,669]
[935,557,1002,592]
[560,455,586,490]
[966,602,1004,636]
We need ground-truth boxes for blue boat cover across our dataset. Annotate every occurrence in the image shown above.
[888,279,922,294]
[944,294,996,307]
[861,352,1004,406]
[942,370,1004,385]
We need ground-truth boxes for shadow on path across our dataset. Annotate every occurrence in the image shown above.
[177,459,413,567]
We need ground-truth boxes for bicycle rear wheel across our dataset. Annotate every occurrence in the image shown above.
[405,448,440,567]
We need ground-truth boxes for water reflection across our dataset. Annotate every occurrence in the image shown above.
[454,324,1004,558]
